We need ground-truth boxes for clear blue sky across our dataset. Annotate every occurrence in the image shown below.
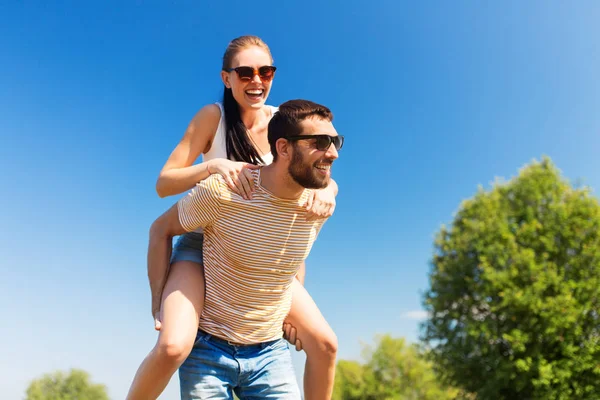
[2,1,600,398]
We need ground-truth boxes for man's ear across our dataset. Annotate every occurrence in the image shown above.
[221,70,231,88]
[276,138,292,160]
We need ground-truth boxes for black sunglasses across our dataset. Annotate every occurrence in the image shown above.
[225,65,277,82]
[287,134,344,151]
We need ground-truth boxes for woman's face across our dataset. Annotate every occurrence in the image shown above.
[221,46,274,110]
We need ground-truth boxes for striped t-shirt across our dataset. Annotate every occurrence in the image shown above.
[177,168,327,344]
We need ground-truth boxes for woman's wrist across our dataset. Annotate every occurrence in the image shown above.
[328,178,338,196]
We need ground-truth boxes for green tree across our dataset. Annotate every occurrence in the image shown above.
[26,369,109,400]
[423,158,600,399]
[333,335,461,400]
[332,360,369,400]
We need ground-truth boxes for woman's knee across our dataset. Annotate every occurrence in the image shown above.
[156,333,194,364]
[307,328,338,360]
[321,329,338,357]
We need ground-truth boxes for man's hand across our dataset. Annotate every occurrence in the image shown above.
[283,323,303,351]
[152,292,163,331]
[154,310,162,331]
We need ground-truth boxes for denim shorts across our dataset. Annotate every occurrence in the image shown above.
[179,330,301,399]
[171,231,204,266]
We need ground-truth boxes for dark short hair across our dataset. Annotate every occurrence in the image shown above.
[268,99,334,161]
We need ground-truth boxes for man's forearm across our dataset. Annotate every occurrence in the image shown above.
[148,222,174,315]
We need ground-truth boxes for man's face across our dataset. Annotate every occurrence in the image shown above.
[288,117,340,189]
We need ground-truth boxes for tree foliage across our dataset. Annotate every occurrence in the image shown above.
[423,158,600,399]
[26,369,109,400]
[333,335,462,400]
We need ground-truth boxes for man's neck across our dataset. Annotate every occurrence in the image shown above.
[259,164,305,200]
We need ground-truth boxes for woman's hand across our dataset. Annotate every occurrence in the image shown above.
[305,184,336,221]
[208,159,260,199]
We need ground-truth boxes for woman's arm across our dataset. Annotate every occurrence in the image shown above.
[155,104,221,198]
[327,178,338,196]
[305,178,339,220]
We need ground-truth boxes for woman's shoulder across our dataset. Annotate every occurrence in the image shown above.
[187,103,222,130]
[198,103,223,119]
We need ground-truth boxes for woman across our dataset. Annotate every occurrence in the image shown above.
[127,35,338,400]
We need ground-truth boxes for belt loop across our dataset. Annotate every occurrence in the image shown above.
[199,329,212,343]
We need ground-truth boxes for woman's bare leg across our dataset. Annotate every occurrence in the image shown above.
[126,261,205,400]
[285,279,338,400]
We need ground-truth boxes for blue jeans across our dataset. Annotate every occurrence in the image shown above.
[179,330,301,400]
[171,231,204,265]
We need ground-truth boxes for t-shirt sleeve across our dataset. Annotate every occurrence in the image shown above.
[177,175,224,232]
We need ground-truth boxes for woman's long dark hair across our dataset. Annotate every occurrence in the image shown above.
[221,35,272,165]
[223,87,264,165]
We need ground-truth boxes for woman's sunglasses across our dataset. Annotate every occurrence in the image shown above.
[225,66,277,82]
[287,134,345,151]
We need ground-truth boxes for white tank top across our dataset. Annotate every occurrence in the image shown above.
[192,102,277,234]
[202,102,276,165]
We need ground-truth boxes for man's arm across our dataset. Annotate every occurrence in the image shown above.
[148,204,189,320]
[148,175,224,320]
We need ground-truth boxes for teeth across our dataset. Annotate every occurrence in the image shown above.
[315,165,331,170]
[246,90,263,95]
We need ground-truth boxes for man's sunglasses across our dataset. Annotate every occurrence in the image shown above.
[225,66,277,82]
[287,134,345,151]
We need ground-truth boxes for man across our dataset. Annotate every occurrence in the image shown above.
[148,99,343,399]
